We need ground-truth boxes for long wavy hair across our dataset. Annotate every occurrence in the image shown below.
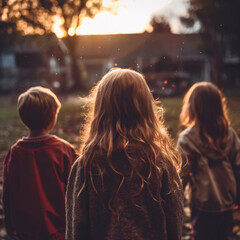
[180,81,229,152]
[79,68,181,213]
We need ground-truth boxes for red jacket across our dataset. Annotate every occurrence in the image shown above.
[2,135,78,240]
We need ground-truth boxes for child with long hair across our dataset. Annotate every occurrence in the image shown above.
[66,68,184,240]
[178,82,240,240]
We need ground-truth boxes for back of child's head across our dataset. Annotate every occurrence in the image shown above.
[92,67,156,136]
[83,68,171,155]
[180,81,229,149]
[80,68,181,212]
[18,86,61,131]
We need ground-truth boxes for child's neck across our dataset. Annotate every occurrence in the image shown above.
[28,129,51,138]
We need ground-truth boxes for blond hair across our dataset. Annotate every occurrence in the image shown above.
[18,86,61,130]
[180,81,229,151]
[79,68,181,213]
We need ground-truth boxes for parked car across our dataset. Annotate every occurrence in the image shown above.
[145,71,191,97]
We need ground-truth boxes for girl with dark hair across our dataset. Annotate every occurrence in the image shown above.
[66,68,184,240]
[178,81,240,240]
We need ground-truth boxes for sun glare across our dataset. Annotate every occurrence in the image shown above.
[52,0,176,38]
[102,0,111,7]
[75,11,143,35]
[68,28,75,36]
[53,16,65,38]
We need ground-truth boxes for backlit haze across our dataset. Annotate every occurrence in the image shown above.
[53,0,188,38]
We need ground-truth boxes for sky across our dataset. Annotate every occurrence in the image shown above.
[156,0,190,33]
[54,0,189,37]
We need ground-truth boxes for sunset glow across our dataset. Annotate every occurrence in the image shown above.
[53,16,65,38]
[75,11,146,35]
[52,0,187,38]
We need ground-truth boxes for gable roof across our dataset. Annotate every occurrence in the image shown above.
[74,33,205,61]
[1,34,68,54]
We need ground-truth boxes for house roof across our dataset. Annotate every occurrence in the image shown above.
[1,34,68,54]
[74,33,206,61]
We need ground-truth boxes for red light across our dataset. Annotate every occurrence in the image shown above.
[162,87,165,90]
[164,80,168,84]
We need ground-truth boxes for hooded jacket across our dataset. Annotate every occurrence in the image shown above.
[177,126,240,212]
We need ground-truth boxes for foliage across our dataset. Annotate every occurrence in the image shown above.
[181,0,240,41]
[149,16,172,33]
[180,0,240,86]
[0,22,22,50]
[0,0,117,36]
[181,0,240,51]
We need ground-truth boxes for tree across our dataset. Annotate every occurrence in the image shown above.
[180,0,240,86]
[0,0,118,89]
[0,22,22,51]
[150,16,172,33]
[0,0,118,36]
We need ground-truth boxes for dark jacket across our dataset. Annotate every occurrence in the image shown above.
[177,126,240,212]
[66,152,184,240]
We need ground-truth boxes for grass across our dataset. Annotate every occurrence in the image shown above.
[0,96,182,156]
[0,105,25,155]
[160,97,183,141]
[1,95,240,157]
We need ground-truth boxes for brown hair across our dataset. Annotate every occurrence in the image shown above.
[18,86,61,130]
[180,81,229,151]
[79,68,181,213]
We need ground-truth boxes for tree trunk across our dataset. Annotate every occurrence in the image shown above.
[209,29,224,88]
[211,57,219,87]
[210,49,225,89]
[65,36,84,90]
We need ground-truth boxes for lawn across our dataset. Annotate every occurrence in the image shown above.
[0,94,240,239]
[1,95,239,156]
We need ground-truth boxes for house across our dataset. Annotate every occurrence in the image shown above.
[0,34,73,93]
[2,33,238,94]
[74,33,211,94]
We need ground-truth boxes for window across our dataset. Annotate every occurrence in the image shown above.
[0,54,15,68]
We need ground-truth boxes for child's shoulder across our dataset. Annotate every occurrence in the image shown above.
[227,127,240,145]
[9,137,25,151]
[178,126,197,142]
[228,126,239,138]
[50,135,75,148]
[50,135,78,155]
[67,156,83,179]
[71,157,82,169]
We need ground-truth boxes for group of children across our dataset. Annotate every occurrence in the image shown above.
[2,68,240,240]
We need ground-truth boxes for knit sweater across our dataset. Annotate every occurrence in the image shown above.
[66,153,184,240]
